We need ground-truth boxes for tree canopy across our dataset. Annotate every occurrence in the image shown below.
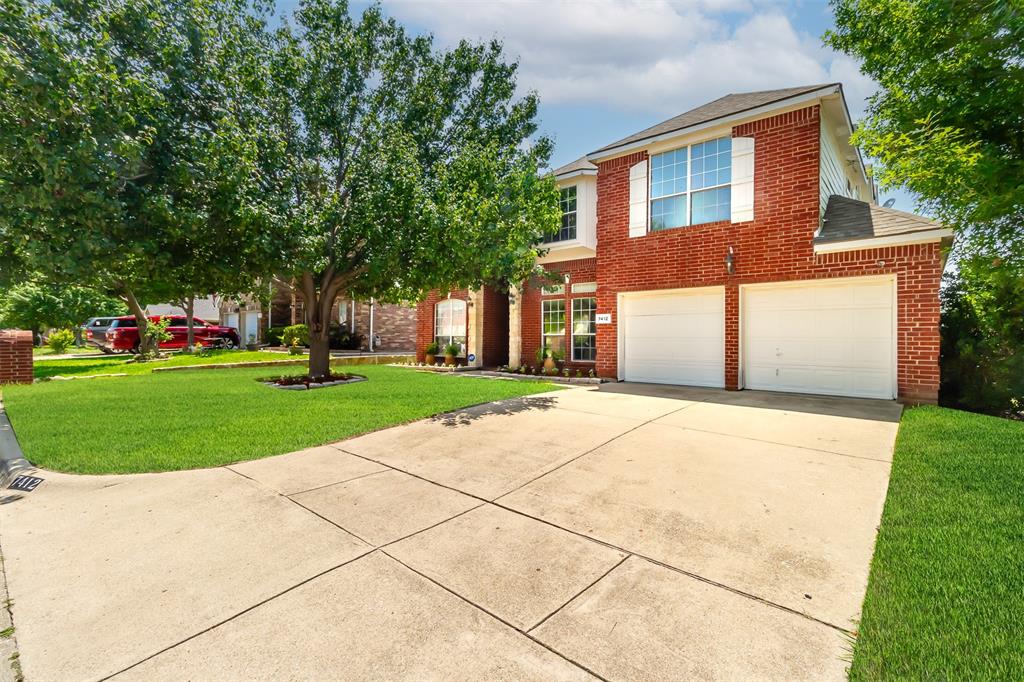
[825,0,1024,237]
[0,0,285,351]
[263,0,560,376]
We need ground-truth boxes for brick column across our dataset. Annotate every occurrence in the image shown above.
[0,330,33,384]
[724,284,739,390]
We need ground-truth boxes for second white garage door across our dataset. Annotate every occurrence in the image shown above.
[742,277,895,399]
[622,288,725,387]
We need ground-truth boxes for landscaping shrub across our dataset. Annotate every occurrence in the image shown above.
[281,324,309,347]
[940,240,1024,419]
[46,328,75,354]
[328,323,363,350]
[265,326,287,346]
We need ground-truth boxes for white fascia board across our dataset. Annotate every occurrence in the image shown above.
[813,228,953,254]
[554,169,597,182]
[537,244,596,265]
[825,85,870,188]
[586,85,841,163]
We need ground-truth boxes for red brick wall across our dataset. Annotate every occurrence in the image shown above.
[521,258,599,372]
[594,105,943,401]
[0,330,33,384]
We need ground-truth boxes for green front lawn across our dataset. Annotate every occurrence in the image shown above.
[2,364,558,474]
[32,349,303,379]
[852,406,1024,679]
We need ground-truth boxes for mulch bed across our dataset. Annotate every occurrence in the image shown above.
[259,372,366,390]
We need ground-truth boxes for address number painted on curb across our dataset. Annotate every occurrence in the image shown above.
[8,475,43,492]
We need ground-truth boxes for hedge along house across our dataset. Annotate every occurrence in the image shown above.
[416,83,951,402]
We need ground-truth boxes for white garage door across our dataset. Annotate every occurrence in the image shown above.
[742,277,895,399]
[622,288,725,387]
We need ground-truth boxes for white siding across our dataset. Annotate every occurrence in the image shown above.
[819,118,848,216]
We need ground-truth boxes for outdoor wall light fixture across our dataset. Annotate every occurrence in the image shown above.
[725,246,736,275]
[564,273,571,284]
[508,292,516,306]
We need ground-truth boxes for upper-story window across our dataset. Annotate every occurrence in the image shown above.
[544,186,578,243]
[650,136,732,231]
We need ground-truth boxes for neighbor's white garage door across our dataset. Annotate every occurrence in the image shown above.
[742,277,895,399]
[622,288,725,387]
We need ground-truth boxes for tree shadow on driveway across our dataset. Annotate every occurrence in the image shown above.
[430,395,559,428]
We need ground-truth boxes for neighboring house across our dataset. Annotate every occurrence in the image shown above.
[146,297,222,321]
[417,83,951,403]
[260,282,417,352]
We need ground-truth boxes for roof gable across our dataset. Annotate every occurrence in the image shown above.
[590,84,838,157]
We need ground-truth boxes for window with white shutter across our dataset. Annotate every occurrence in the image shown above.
[628,160,648,237]
[730,136,754,222]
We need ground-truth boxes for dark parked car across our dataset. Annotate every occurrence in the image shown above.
[81,317,122,353]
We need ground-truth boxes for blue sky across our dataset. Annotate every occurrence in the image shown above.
[274,0,914,211]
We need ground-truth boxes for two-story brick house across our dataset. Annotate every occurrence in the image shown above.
[416,83,951,402]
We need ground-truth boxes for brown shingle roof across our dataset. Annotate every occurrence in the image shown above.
[591,84,838,156]
[552,156,597,177]
[817,195,942,243]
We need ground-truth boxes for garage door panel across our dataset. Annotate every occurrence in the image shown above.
[624,289,724,388]
[743,278,895,400]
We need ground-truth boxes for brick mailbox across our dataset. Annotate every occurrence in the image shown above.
[0,330,33,384]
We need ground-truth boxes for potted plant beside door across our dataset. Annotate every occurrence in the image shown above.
[535,346,562,375]
[443,342,460,366]
[424,341,439,366]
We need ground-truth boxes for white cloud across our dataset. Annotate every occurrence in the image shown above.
[381,0,874,118]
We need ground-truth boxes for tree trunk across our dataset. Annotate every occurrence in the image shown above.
[121,288,153,355]
[308,332,331,379]
[184,296,195,352]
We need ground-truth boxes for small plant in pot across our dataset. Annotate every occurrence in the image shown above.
[424,341,439,365]
[288,338,303,356]
[443,342,460,366]
[246,334,259,351]
[535,345,563,373]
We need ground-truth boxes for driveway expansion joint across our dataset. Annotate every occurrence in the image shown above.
[333,438,855,636]
[378,549,611,682]
[100,549,378,681]
[528,554,632,634]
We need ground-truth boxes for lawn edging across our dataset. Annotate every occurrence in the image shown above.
[153,354,411,372]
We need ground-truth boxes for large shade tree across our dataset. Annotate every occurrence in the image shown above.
[265,0,561,378]
[0,0,284,353]
[825,0,1024,238]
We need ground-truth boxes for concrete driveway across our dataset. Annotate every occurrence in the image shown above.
[0,382,901,681]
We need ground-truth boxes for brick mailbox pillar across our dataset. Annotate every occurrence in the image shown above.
[0,330,33,384]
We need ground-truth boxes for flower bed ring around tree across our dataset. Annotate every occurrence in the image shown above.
[258,372,366,391]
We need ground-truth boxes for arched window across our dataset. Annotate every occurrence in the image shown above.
[434,299,467,355]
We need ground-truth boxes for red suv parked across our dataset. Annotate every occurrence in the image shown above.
[89,316,241,353]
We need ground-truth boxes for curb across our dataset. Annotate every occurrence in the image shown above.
[0,400,33,489]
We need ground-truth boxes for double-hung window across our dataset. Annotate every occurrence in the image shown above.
[571,298,596,361]
[650,136,731,230]
[544,186,578,243]
[434,299,466,354]
[541,299,566,354]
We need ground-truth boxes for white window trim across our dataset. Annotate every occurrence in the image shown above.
[649,138,732,231]
[571,282,597,294]
[541,299,566,353]
[545,185,578,244]
[434,299,467,351]
[571,297,597,362]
